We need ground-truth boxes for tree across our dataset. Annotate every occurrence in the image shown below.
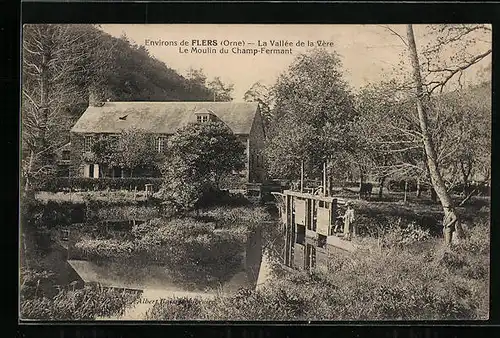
[420,24,491,94]
[365,24,491,208]
[186,67,207,87]
[157,122,245,211]
[85,135,119,178]
[355,80,426,198]
[244,82,273,128]
[407,24,464,246]
[21,24,114,191]
[265,119,322,180]
[207,77,234,102]
[265,49,355,180]
[433,82,491,195]
[115,128,161,177]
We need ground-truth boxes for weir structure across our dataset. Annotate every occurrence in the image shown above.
[272,161,358,262]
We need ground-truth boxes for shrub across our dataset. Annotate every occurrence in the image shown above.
[145,297,203,320]
[196,188,251,208]
[20,284,141,320]
[38,177,163,192]
[381,220,431,248]
[73,238,135,260]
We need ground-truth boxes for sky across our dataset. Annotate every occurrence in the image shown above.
[99,24,491,101]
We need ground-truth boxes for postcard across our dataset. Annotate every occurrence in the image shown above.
[19,23,491,321]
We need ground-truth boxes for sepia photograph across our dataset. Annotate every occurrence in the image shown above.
[19,24,491,321]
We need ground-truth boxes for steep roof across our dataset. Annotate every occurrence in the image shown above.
[70,101,260,135]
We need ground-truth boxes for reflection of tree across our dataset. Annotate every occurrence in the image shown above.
[73,219,247,290]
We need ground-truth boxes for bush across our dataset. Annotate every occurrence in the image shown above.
[381,220,431,248]
[196,188,250,208]
[20,284,141,320]
[38,177,164,192]
[145,297,203,320]
[21,198,86,228]
[73,238,135,260]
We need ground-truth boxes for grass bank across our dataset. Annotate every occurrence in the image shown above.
[146,218,489,320]
[20,282,141,320]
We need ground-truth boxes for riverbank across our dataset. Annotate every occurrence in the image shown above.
[146,216,489,320]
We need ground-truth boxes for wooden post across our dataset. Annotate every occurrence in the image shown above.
[404,180,408,203]
[300,160,304,193]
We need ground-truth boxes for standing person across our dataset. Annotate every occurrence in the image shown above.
[343,201,356,240]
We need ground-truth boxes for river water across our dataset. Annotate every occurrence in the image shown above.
[24,207,353,320]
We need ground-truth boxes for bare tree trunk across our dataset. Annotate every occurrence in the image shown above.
[39,52,50,151]
[24,150,35,192]
[459,158,473,195]
[358,171,364,199]
[406,25,459,246]
[378,176,386,199]
[430,188,438,203]
[416,177,422,198]
[404,180,408,203]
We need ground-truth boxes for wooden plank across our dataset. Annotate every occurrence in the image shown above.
[294,199,306,225]
[293,244,305,270]
[326,236,357,253]
[316,207,330,236]
[305,229,317,239]
[283,190,335,202]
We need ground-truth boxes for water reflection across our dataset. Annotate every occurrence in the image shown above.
[59,217,264,295]
[32,209,347,301]
[282,222,349,274]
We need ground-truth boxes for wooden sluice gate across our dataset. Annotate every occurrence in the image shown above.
[272,189,358,255]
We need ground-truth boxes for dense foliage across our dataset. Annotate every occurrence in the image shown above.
[87,128,163,177]
[264,49,356,180]
[157,122,245,211]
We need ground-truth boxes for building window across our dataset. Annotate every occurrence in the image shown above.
[156,137,167,153]
[84,135,94,153]
[197,115,209,123]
